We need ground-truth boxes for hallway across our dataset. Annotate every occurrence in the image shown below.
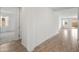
[0,7,79,52]
[33,28,79,52]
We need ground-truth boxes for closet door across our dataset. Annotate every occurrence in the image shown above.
[0,7,19,41]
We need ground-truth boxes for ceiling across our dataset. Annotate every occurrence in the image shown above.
[51,7,77,11]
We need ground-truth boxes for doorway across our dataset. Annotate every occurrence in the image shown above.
[60,17,78,51]
[0,7,20,44]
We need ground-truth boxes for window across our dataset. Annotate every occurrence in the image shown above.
[72,18,78,28]
[0,16,9,27]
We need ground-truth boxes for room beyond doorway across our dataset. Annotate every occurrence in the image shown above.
[0,7,20,44]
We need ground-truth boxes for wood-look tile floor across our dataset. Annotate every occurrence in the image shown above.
[33,29,79,52]
[33,33,64,52]
[0,40,27,52]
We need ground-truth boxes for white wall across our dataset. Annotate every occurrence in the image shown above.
[21,7,59,51]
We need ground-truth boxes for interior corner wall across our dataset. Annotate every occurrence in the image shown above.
[21,7,59,51]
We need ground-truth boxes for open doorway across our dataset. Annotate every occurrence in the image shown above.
[60,16,78,51]
[0,7,20,44]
